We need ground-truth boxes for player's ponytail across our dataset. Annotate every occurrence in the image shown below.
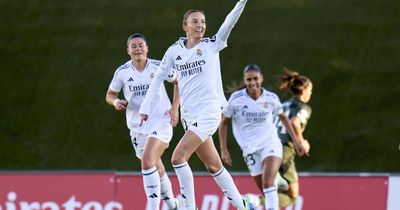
[278,67,311,97]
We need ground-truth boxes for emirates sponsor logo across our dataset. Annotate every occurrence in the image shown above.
[0,191,123,210]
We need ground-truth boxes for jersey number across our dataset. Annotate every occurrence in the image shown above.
[274,109,290,134]
[244,154,256,166]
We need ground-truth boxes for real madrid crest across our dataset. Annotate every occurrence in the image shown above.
[150,72,155,79]
[263,102,269,109]
[196,48,202,56]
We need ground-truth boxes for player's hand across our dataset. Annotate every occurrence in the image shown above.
[140,114,149,126]
[113,99,128,111]
[302,139,310,156]
[221,149,232,166]
[293,141,306,157]
[168,107,179,127]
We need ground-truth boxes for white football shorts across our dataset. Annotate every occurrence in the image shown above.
[129,119,173,159]
[181,111,221,142]
[243,139,283,176]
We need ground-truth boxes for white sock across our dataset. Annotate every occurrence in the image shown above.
[160,173,176,209]
[211,167,245,209]
[173,162,196,209]
[263,186,279,210]
[142,167,161,210]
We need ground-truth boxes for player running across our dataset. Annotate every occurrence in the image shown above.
[105,33,180,210]
[275,68,312,208]
[218,64,305,210]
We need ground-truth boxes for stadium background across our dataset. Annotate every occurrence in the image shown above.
[0,0,399,173]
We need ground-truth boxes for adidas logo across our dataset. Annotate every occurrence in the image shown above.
[127,77,134,82]
[176,55,182,60]
[151,131,157,135]
[192,122,198,127]
[149,193,158,198]
[243,105,248,109]
[168,74,174,78]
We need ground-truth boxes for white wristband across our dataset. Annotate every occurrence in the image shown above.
[113,99,120,107]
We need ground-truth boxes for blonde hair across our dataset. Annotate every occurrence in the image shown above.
[182,10,205,25]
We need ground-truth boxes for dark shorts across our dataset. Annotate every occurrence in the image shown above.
[279,141,298,184]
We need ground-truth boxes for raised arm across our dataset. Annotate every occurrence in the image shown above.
[215,0,248,47]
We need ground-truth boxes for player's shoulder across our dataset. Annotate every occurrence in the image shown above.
[229,88,246,102]
[114,60,131,75]
[298,100,312,113]
[286,98,311,112]
[147,58,161,67]
[200,36,217,44]
[262,88,279,100]
[168,38,186,50]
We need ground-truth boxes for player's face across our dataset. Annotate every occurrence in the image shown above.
[127,38,148,62]
[302,82,313,103]
[244,70,263,95]
[183,12,206,40]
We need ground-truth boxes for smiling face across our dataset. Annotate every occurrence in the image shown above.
[127,37,148,62]
[182,11,206,41]
[244,70,263,97]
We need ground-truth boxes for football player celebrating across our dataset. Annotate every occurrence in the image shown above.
[106,33,180,210]
[139,1,253,209]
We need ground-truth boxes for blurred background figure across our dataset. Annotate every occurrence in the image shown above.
[274,67,313,208]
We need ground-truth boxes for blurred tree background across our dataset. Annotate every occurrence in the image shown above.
[0,0,399,172]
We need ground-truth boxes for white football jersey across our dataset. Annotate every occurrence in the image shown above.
[223,88,283,154]
[109,59,172,133]
[140,0,247,118]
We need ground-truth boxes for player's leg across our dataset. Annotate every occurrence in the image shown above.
[262,156,281,210]
[242,151,264,195]
[279,183,298,208]
[260,141,282,210]
[242,151,264,207]
[156,159,179,210]
[141,137,168,210]
[278,143,299,208]
[251,175,263,194]
[196,138,250,210]
[171,130,202,210]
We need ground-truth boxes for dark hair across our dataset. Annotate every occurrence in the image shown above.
[127,33,147,46]
[277,67,311,96]
[182,10,205,25]
[226,64,263,93]
[243,64,262,73]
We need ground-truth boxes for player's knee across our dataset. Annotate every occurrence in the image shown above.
[171,155,185,165]
[141,158,155,170]
[205,165,221,174]
[157,167,165,177]
[141,162,152,170]
[288,191,298,199]
[171,149,190,165]
[262,175,276,188]
[204,160,223,174]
